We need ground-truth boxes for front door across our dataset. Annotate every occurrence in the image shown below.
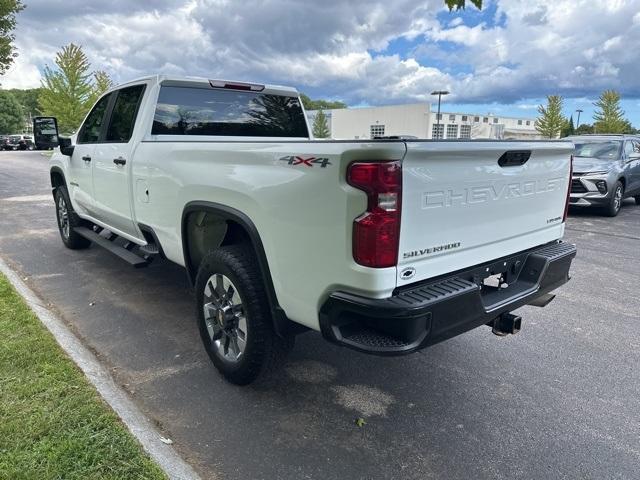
[67,93,112,216]
[91,84,146,238]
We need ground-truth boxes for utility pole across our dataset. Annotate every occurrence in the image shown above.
[575,109,583,129]
[431,90,449,138]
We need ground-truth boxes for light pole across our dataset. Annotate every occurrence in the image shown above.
[431,90,450,129]
[575,109,583,129]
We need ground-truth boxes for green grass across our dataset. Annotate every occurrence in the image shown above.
[0,274,167,480]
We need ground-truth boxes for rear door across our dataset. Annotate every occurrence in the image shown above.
[66,92,113,216]
[91,84,146,238]
[627,140,640,194]
[398,141,573,285]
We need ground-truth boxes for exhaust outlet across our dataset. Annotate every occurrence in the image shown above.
[491,313,522,337]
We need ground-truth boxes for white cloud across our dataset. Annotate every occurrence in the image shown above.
[1,55,41,89]
[2,0,640,107]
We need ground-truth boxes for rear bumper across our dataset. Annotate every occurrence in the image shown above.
[319,241,576,355]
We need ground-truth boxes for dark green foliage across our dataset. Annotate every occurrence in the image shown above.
[0,89,22,133]
[7,87,42,117]
[300,93,347,111]
[0,0,24,78]
[575,123,594,135]
[445,0,482,10]
[561,114,575,137]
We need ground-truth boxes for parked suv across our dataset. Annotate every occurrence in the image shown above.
[567,135,640,216]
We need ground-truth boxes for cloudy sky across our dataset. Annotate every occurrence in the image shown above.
[4,0,640,125]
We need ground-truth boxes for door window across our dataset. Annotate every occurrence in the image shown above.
[105,85,146,143]
[624,141,634,156]
[78,94,112,144]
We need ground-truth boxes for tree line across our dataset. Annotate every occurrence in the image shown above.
[535,91,638,139]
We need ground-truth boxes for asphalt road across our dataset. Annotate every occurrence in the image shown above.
[1,151,639,480]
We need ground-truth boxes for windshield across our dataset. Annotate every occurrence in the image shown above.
[573,141,622,160]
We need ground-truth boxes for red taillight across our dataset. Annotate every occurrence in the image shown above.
[563,155,573,222]
[347,161,402,268]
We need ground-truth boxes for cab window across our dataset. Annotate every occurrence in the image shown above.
[105,85,146,143]
[78,93,112,144]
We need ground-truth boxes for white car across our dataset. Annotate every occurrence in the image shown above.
[48,75,576,384]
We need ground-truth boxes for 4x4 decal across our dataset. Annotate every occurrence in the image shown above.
[279,156,332,168]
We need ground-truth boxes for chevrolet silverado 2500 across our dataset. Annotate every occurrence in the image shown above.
[48,75,577,384]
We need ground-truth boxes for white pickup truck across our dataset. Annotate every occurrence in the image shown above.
[48,75,576,384]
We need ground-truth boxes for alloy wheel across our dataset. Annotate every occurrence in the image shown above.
[614,185,623,212]
[202,273,247,362]
[57,195,70,239]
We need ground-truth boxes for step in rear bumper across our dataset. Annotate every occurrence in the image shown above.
[319,241,577,356]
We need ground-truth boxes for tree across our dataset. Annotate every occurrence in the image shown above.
[593,90,628,134]
[0,89,23,133]
[575,123,594,135]
[89,70,113,104]
[445,0,482,10]
[39,44,113,134]
[312,110,330,138]
[561,114,575,137]
[0,0,24,79]
[300,93,347,111]
[7,88,42,118]
[535,95,565,139]
[621,120,637,134]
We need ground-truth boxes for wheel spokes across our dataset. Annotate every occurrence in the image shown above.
[202,273,247,362]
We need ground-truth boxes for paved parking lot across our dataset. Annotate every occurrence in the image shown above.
[1,151,639,480]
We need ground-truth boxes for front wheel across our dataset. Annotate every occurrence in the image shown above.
[635,195,640,206]
[195,245,293,385]
[603,181,624,217]
[54,186,91,249]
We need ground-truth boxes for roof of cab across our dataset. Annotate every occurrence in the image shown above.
[112,74,299,97]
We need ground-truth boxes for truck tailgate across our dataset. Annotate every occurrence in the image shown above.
[398,141,573,285]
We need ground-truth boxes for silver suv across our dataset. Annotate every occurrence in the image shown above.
[567,135,640,216]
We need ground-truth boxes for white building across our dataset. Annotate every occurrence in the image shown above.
[306,103,543,140]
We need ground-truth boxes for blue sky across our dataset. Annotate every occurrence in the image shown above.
[4,0,640,127]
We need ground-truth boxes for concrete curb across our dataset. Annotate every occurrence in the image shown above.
[0,256,202,480]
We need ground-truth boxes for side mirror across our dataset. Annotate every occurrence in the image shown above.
[629,152,640,160]
[59,136,75,157]
[32,116,60,151]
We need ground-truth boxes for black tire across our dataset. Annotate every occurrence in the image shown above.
[635,195,640,206]
[195,244,293,385]
[54,185,91,249]
[603,181,624,217]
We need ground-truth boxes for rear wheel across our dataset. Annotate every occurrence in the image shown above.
[54,186,91,249]
[635,195,640,206]
[603,181,624,217]
[195,245,293,385]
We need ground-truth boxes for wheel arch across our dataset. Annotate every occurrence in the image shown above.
[50,166,66,191]
[181,201,304,337]
[618,176,626,191]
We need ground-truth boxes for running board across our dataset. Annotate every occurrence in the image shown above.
[73,226,150,268]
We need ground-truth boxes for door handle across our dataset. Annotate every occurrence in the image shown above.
[82,155,91,162]
[113,157,127,166]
